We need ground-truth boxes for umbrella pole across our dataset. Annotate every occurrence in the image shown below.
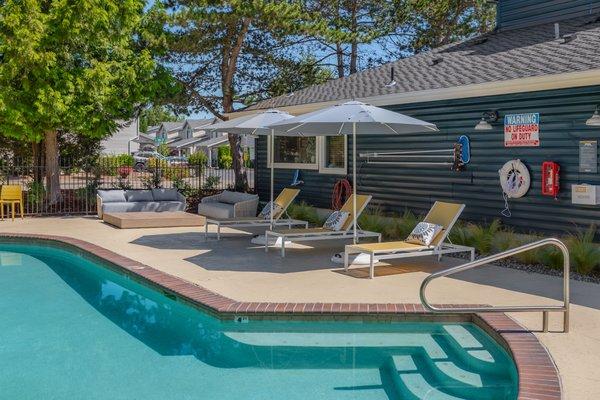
[353,122,357,245]
[270,130,274,229]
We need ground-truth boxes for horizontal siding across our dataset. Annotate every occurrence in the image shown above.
[497,0,600,30]
[256,85,600,235]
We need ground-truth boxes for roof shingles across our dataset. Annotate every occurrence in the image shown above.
[247,14,600,111]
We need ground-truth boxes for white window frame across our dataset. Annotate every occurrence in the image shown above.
[267,136,319,170]
[318,136,347,175]
[266,136,348,174]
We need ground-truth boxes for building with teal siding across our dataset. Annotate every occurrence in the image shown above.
[241,0,600,234]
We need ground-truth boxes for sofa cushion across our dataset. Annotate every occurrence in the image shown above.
[156,201,186,212]
[97,190,126,203]
[102,202,161,214]
[152,188,181,202]
[125,190,154,202]
[219,190,257,204]
[198,202,235,219]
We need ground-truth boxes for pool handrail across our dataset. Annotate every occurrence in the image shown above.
[420,237,570,333]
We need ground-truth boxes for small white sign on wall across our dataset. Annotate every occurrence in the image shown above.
[504,113,540,147]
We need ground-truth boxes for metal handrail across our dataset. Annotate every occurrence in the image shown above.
[420,238,570,333]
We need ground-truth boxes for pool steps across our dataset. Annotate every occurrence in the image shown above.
[377,325,514,399]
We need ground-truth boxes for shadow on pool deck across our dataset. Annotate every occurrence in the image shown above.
[130,231,600,310]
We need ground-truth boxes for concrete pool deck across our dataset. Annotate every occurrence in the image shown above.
[2,216,599,399]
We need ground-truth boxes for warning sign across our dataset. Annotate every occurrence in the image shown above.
[504,113,540,147]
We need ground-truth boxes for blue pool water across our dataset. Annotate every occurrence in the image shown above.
[0,241,518,400]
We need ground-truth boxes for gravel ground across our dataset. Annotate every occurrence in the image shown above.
[450,253,600,285]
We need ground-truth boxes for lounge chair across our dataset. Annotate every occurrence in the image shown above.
[204,188,308,240]
[344,201,475,278]
[265,194,381,257]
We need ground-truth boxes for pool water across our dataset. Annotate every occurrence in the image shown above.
[0,242,518,400]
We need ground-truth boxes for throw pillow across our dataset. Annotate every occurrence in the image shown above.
[406,222,443,246]
[323,210,349,231]
[259,201,283,220]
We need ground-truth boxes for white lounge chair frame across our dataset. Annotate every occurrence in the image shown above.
[344,202,475,278]
[265,194,381,257]
[204,188,308,240]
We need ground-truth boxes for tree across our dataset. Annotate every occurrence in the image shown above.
[243,56,333,104]
[0,0,173,203]
[304,0,397,78]
[160,0,347,191]
[384,0,496,57]
[139,105,183,133]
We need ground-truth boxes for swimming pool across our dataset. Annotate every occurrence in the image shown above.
[0,241,518,400]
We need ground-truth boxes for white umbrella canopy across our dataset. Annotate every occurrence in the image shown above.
[267,100,438,136]
[267,100,439,245]
[205,109,296,229]
[206,109,294,136]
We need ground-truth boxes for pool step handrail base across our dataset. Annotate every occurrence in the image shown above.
[419,238,570,333]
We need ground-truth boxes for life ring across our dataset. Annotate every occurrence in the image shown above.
[499,159,530,198]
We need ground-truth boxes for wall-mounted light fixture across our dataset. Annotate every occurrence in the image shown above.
[474,110,499,130]
[586,106,600,126]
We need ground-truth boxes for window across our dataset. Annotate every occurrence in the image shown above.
[319,136,347,174]
[269,136,318,169]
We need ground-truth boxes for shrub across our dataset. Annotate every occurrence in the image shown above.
[218,146,232,169]
[188,151,208,167]
[492,228,519,252]
[448,220,471,247]
[358,208,395,239]
[537,245,565,270]
[26,181,45,206]
[117,166,132,178]
[466,219,501,255]
[287,201,323,226]
[512,234,543,265]
[566,225,600,275]
[157,143,170,157]
[163,166,190,181]
[97,154,134,176]
[204,175,221,190]
[147,157,169,171]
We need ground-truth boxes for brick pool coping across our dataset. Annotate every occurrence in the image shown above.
[1,233,562,400]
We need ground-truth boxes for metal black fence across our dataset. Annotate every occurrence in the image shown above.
[0,159,255,215]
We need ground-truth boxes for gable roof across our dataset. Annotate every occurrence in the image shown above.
[160,121,185,133]
[246,13,600,112]
[184,118,218,130]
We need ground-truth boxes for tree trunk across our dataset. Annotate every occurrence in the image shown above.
[221,18,250,192]
[349,41,358,74]
[31,141,44,183]
[44,130,61,204]
[228,134,248,192]
[349,0,358,74]
[336,43,345,78]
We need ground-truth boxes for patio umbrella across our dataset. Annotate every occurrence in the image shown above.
[267,100,438,244]
[206,109,295,228]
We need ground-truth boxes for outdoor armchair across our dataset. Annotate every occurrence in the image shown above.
[198,190,259,220]
[203,188,307,240]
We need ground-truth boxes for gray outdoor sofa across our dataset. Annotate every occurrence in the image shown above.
[197,190,259,219]
[96,189,186,219]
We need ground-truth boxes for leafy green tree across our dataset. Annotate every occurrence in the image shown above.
[266,57,334,99]
[139,106,183,133]
[160,0,349,191]
[303,0,397,77]
[385,0,496,56]
[0,0,173,203]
